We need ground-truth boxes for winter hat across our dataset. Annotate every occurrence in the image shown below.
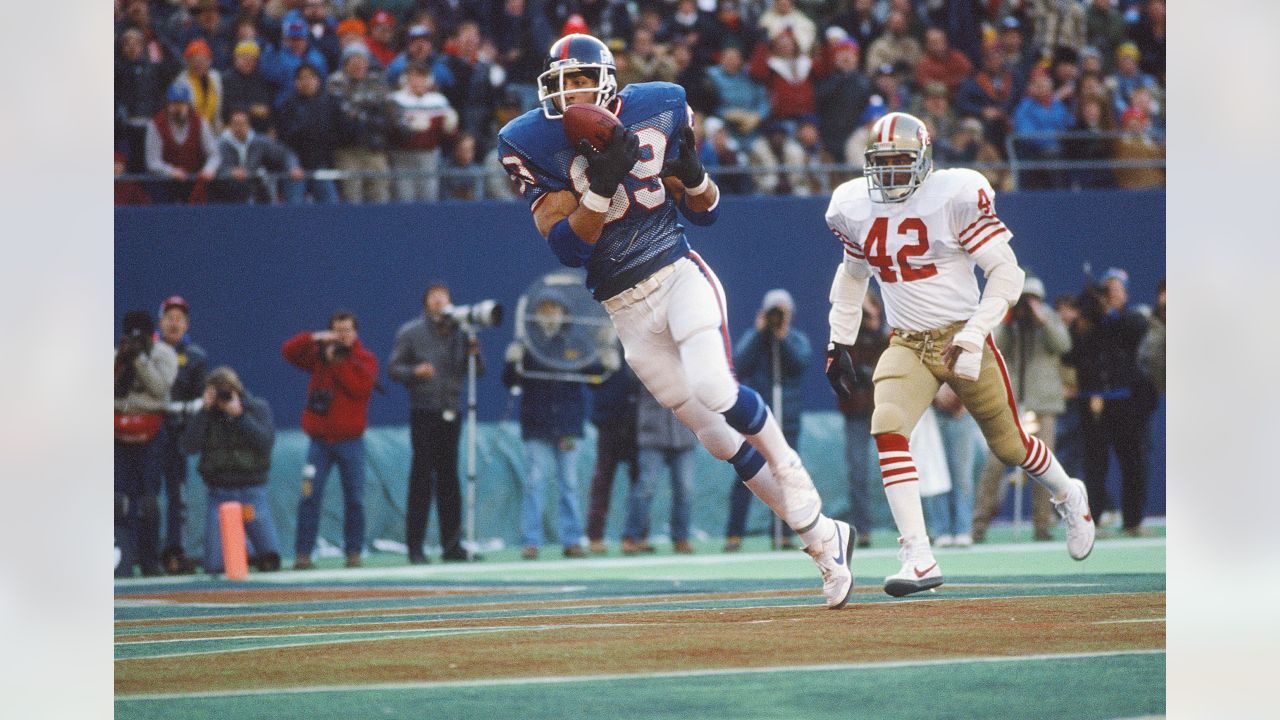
[336,17,367,38]
[341,41,372,63]
[760,288,795,314]
[184,38,212,59]
[234,39,260,58]
[166,84,193,103]
[1022,277,1046,299]
[1100,267,1130,289]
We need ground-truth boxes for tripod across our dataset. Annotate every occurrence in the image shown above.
[462,321,480,554]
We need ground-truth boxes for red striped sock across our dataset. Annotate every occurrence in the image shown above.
[875,433,928,542]
[1019,435,1072,497]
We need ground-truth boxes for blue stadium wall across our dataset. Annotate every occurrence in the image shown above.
[116,190,1165,551]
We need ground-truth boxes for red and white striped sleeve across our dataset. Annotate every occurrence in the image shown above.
[952,171,1013,258]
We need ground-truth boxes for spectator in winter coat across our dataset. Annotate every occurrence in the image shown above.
[299,1,342,71]
[116,28,168,172]
[708,45,769,137]
[172,38,224,133]
[723,289,811,550]
[757,0,817,55]
[864,10,922,77]
[327,42,393,203]
[814,38,872,160]
[388,62,458,202]
[214,107,306,203]
[914,26,972,98]
[260,15,329,106]
[748,30,821,121]
[622,388,698,555]
[276,63,347,202]
[366,10,399,69]
[503,294,614,560]
[282,310,379,569]
[954,46,1020,151]
[145,84,220,203]
[221,40,277,133]
[386,24,440,87]
[1011,69,1073,189]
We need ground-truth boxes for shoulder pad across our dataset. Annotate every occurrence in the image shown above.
[497,108,570,168]
[618,82,685,117]
[910,168,990,215]
[826,178,873,224]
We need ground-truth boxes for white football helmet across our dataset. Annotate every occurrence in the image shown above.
[864,112,933,202]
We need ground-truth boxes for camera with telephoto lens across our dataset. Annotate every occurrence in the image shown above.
[215,387,234,404]
[764,307,786,332]
[445,299,504,328]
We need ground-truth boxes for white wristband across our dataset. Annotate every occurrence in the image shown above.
[581,191,612,213]
[685,173,711,196]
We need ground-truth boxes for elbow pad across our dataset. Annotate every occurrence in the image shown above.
[828,262,870,345]
[547,218,593,268]
[957,244,1025,350]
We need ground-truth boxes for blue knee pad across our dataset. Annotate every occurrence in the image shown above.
[728,441,766,481]
[722,385,768,436]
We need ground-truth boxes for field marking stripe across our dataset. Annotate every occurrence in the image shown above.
[117,588,1157,644]
[113,538,1167,587]
[1093,618,1166,625]
[117,589,1162,645]
[116,649,1164,701]
[116,623,660,661]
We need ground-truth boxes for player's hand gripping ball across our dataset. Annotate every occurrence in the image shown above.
[563,103,622,152]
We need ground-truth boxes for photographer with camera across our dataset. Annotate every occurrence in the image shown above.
[115,310,178,577]
[723,289,812,552]
[388,282,485,564]
[503,293,609,560]
[282,310,379,569]
[156,295,208,574]
[179,367,282,574]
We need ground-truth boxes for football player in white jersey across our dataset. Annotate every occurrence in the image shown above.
[822,112,1096,597]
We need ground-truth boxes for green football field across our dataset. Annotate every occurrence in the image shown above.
[115,531,1165,719]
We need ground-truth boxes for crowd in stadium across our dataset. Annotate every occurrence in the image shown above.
[114,0,1166,205]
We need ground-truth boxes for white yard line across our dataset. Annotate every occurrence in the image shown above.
[116,648,1164,701]
[113,537,1166,587]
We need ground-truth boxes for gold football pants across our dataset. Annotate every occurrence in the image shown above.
[870,320,1030,467]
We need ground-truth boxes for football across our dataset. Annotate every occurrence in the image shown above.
[563,103,621,152]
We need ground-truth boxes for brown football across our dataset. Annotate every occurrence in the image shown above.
[563,103,621,152]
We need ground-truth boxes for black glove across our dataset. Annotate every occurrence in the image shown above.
[660,125,706,188]
[578,125,639,197]
[825,342,859,401]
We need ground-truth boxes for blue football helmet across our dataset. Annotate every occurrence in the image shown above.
[538,34,618,120]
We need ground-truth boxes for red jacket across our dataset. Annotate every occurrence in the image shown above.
[748,41,829,119]
[281,332,378,443]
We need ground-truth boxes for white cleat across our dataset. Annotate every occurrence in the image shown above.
[1053,478,1096,561]
[884,536,943,597]
[804,519,855,609]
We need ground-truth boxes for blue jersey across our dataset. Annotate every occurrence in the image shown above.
[497,82,699,301]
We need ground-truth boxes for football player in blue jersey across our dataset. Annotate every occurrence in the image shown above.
[497,34,854,608]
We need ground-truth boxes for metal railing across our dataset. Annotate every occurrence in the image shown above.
[115,131,1164,204]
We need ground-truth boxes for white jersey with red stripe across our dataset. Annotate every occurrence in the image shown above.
[825,168,1012,333]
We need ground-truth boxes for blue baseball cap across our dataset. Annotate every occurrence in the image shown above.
[1100,267,1130,288]
[166,84,193,103]
[282,17,307,39]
